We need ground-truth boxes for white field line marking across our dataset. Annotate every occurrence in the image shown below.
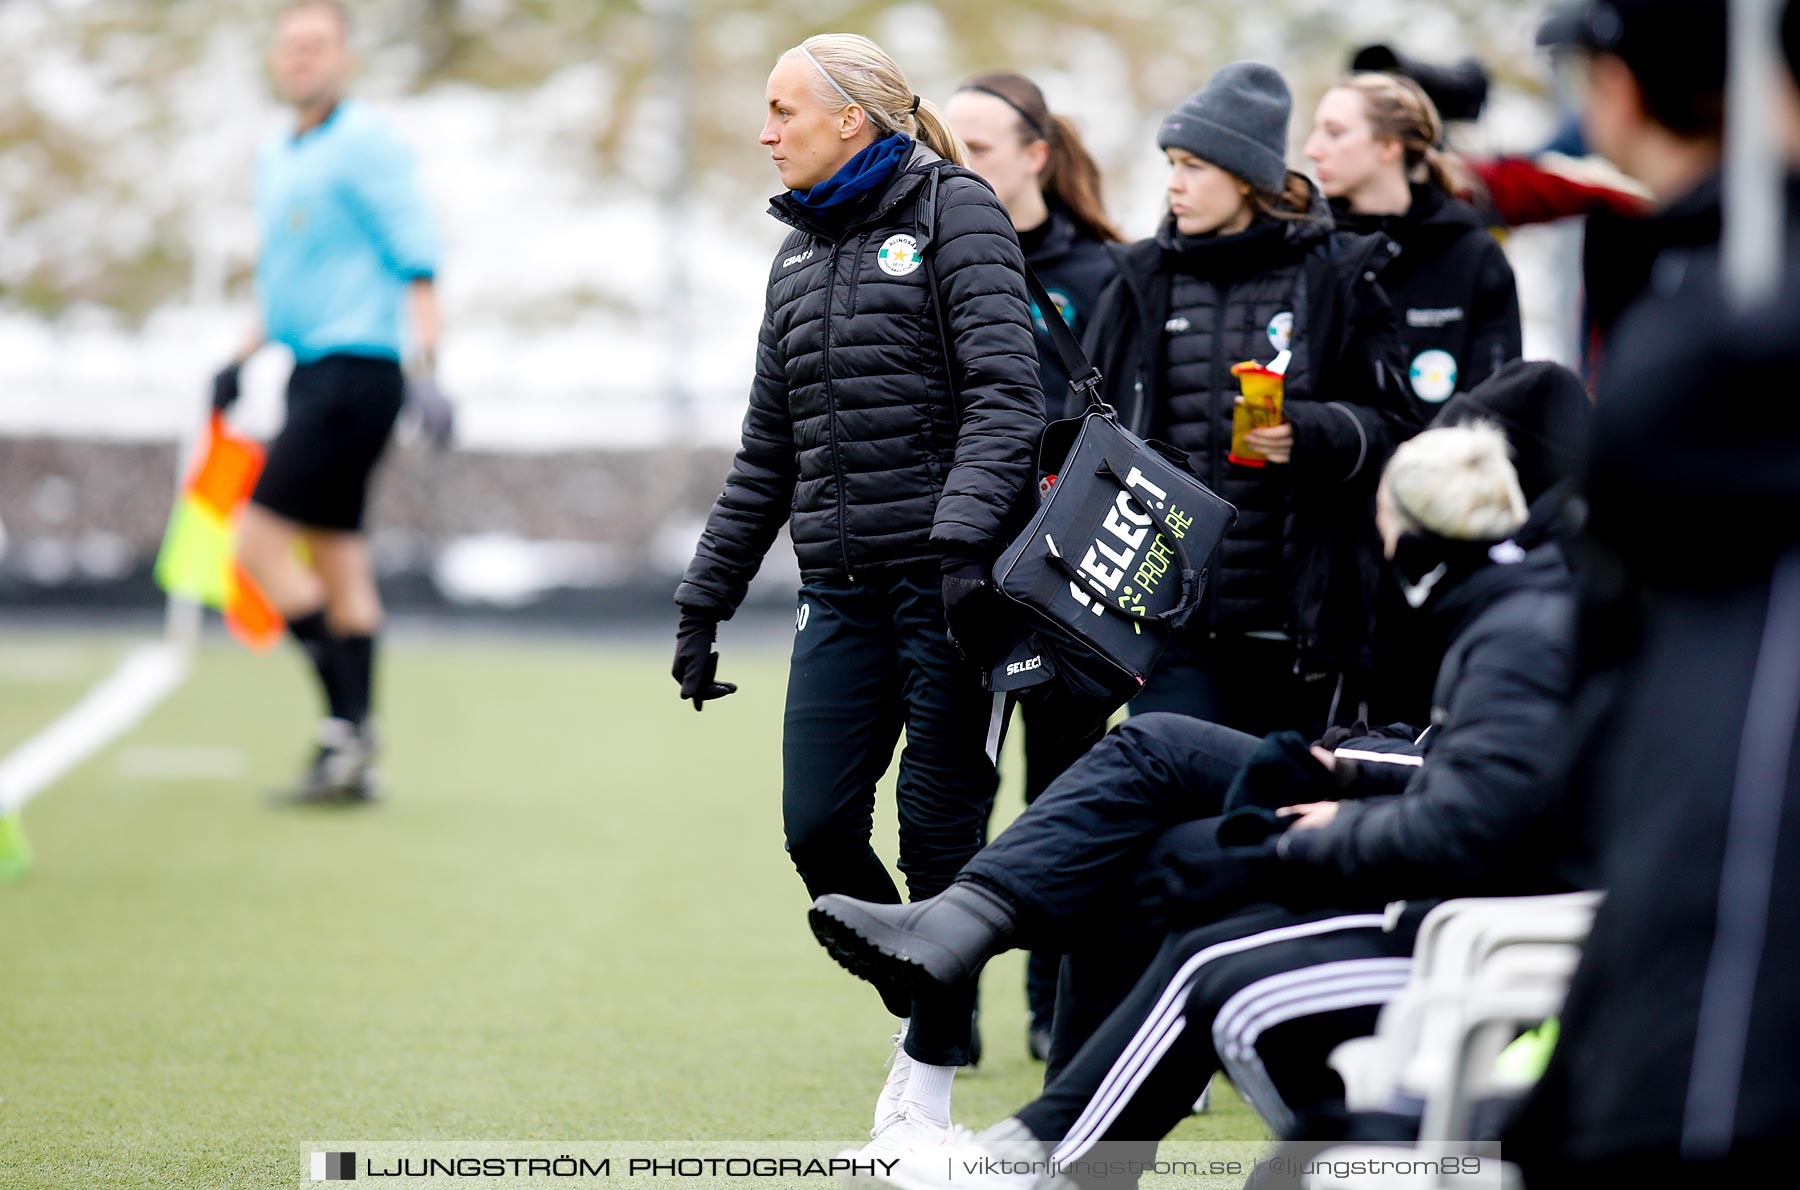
[0,642,191,812]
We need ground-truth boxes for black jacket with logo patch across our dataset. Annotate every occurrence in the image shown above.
[676,144,1045,616]
[1081,181,1416,671]
[1333,184,1521,408]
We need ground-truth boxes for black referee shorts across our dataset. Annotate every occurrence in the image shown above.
[251,353,404,532]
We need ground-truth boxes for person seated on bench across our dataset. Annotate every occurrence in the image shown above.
[808,405,1592,1189]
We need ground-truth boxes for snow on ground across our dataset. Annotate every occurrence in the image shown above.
[2,40,776,452]
[2,2,1580,453]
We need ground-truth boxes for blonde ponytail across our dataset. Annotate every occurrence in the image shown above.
[910,95,969,168]
[1340,72,1476,201]
[784,33,968,167]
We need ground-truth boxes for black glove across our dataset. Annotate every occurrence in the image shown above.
[404,373,456,450]
[211,362,241,412]
[1138,843,1283,930]
[942,556,1002,664]
[1216,805,1292,847]
[672,610,736,711]
[1223,730,1339,813]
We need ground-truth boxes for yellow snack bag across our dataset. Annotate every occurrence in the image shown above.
[1229,360,1286,467]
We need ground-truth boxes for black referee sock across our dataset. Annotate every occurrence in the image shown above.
[287,609,353,723]
[335,634,376,729]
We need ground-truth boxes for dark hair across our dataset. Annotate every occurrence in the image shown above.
[1787,0,1800,86]
[1338,73,1473,197]
[959,72,1123,243]
[1597,6,1727,139]
[1247,171,1317,222]
[279,0,351,35]
[1631,67,1725,139]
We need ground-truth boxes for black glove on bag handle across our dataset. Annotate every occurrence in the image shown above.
[916,167,1233,713]
[988,378,1236,706]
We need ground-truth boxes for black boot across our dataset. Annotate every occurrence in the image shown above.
[809,880,1018,996]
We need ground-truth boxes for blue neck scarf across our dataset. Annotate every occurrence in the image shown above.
[793,134,912,211]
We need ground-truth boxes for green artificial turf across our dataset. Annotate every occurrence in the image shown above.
[0,628,1268,1187]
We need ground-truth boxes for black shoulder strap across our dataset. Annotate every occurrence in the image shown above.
[1020,261,1107,412]
[918,166,1108,415]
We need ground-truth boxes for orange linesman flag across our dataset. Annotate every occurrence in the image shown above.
[154,413,284,650]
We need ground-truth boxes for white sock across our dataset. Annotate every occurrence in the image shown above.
[899,1060,955,1124]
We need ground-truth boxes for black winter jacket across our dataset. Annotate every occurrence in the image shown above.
[1082,184,1415,669]
[1021,208,1116,407]
[1333,184,1522,406]
[1278,546,1576,898]
[1508,181,1800,1173]
[675,144,1045,616]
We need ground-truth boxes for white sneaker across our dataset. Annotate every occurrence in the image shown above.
[849,1106,952,1159]
[866,1119,1054,1190]
[837,1106,954,1188]
[873,1023,913,1135]
[1192,1072,1214,1114]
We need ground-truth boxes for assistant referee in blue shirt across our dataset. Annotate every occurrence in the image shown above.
[213,0,441,803]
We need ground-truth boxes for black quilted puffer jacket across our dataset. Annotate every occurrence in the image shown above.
[1082,184,1416,672]
[676,142,1045,616]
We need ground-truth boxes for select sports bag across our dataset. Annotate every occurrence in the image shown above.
[983,267,1236,709]
[913,167,1234,712]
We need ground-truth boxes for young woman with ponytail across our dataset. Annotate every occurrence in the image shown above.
[1305,72,1525,724]
[1083,62,1415,738]
[672,32,1045,1158]
[947,73,1120,406]
[1306,73,1522,405]
[944,70,1119,1067]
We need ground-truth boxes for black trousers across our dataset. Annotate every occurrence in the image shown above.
[962,711,1409,1164]
[1131,634,1343,740]
[783,566,1008,1067]
[964,712,1260,1075]
[1019,905,1417,1185]
[1015,693,1110,1032]
[964,713,1258,935]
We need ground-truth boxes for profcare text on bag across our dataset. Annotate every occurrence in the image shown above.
[989,412,1235,706]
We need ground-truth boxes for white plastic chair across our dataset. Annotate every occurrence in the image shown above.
[1307,893,1601,1190]
[1331,893,1599,1111]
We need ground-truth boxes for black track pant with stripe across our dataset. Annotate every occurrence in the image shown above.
[961,711,1261,1074]
[1017,906,1419,1182]
[783,565,1010,1067]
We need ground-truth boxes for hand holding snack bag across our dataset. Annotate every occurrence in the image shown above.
[1229,353,1289,467]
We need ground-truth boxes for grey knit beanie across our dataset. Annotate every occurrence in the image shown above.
[1156,62,1292,194]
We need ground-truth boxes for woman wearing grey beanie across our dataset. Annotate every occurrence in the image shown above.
[1083,61,1418,738]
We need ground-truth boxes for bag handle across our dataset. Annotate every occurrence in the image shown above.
[1020,265,1110,415]
[1043,455,1205,627]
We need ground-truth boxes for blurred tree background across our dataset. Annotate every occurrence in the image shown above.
[2,0,1555,322]
[0,1,1569,612]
